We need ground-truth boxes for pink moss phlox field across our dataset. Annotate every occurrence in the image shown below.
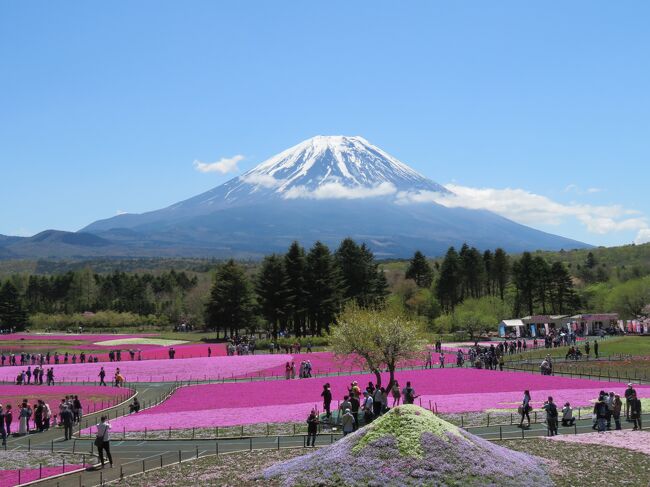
[548,430,650,456]
[92,368,650,432]
[0,354,292,383]
[233,351,443,379]
[0,385,129,412]
[0,466,84,487]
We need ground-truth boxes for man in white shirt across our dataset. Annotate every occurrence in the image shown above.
[95,416,113,468]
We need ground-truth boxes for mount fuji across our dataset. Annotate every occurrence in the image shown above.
[2,136,588,259]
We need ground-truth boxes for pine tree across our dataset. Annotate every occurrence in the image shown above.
[0,281,28,331]
[284,241,308,336]
[549,262,579,314]
[256,254,290,337]
[436,247,462,312]
[305,241,343,335]
[405,250,434,288]
[205,260,255,337]
[335,238,375,305]
[493,248,509,301]
[483,250,494,296]
[512,252,535,316]
[532,256,551,314]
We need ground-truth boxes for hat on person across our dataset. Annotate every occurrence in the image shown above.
[628,383,633,387]
[345,408,351,413]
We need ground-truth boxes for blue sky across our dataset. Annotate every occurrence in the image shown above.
[1,1,649,246]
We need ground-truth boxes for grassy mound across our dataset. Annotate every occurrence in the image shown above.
[261,405,552,486]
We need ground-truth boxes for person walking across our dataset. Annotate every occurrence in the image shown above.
[98,367,107,386]
[391,381,401,407]
[306,409,319,447]
[95,416,113,468]
[341,408,355,436]
[424,349,432,369]
[594,340,599,358]
[519,390,531,428]
[629,393,642,430]
[61,405,74,440]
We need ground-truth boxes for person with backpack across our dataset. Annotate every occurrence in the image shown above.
[593,393,609,433]
[60,405,74,441]
[542,397,558,436]
[402,382,416,405]
[306,409,319,447]
[95,416,113,468]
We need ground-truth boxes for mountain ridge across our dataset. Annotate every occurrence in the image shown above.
[5,135,590,259]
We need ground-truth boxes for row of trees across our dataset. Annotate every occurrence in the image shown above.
[205,239,389,337]
[0,269,199,331]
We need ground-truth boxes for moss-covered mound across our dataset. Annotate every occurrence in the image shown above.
[261,405,552,486]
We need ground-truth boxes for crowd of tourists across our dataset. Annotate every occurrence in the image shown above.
[225,335,256,356]
[268,340,314,354]
[284,360,313,379]
[1,351,103,367]
[311,379,419,441]
[0,395,85,445]
[518,383,643,436]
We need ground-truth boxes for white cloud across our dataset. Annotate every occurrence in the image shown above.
[240,173,283,188]
[564,184,602,195]
[635,228,650,245]
[283,182,397,200]
[115,209,128,216]
[193,155,244,174]
[400,183,647,236]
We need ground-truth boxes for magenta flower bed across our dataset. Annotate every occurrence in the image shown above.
[0,354,292,383]
[90,368,650,432]
[0,466,84,487]
[0,385,131,415]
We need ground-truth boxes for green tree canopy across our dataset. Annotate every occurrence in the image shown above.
[329,304,426,390]
[405,250,434,288]
[205,260,255,336]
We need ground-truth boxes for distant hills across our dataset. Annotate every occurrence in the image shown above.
[1,135,589,260]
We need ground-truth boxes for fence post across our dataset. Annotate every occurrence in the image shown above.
[178,450,181,464]
[499,426,502,441]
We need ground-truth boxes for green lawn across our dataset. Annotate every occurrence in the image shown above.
[506,336,650,362]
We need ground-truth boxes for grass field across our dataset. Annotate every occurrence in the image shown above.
[506,336,650,362]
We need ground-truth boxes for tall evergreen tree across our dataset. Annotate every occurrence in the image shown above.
[405,250,434,288]
[459,244,485,299]
[532,256,551,314]
[483,250,494,296]
[205,260,255,337]
[549,262,579,314]
[0,281,28,331]
[512,252,536,316]
[493,248,509,301]
[256,254,290,337]
[335,238,377,305]
[436,247,462,312]
[305,241,343,335]
[284,241,308,336]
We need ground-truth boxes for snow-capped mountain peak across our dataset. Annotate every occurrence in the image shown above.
[226,135,448,201]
